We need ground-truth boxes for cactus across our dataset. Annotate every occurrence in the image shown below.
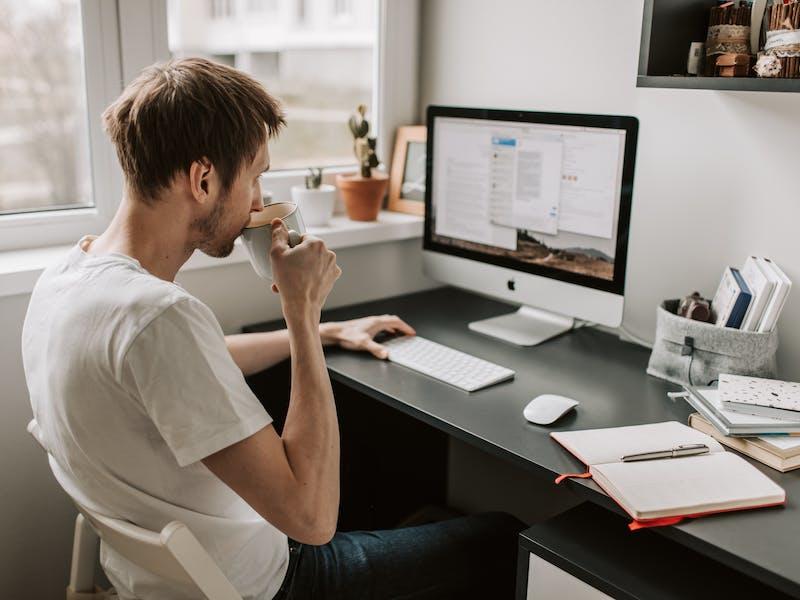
[348,104,379,178]
[305,167,323,189]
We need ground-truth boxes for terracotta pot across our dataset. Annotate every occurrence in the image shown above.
[336,172,389,222]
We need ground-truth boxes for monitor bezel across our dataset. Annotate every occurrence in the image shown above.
[423,105,638,297]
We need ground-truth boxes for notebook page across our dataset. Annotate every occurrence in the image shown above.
[551,421,723,466]
[593,452,785,520]
[759,436,800,451]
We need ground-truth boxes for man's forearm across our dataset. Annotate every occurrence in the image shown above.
[281,313,340,535]
[226,322,342,377]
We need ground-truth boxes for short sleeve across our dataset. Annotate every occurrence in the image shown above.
[122,298,272,467]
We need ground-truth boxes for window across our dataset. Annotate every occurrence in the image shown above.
[0,0,92,217]
[0,0,417,253]
[168,0,376,171]
[0,0,123,253]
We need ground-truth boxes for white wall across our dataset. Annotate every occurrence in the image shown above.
[420,0,800,380]
[0,238,435,599]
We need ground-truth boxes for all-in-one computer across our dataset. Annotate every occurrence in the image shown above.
[423,105,638,346]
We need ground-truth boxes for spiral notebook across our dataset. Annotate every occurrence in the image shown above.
[552,421,786,529]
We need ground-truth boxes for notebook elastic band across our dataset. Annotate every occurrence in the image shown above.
[554,472,592,485]
[628,516,685,531]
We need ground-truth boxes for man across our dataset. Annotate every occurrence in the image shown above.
[22,58,522,599]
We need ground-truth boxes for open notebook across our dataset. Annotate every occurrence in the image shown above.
[552,421,786,529]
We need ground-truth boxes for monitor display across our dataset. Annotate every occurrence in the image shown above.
[425,107,637,296]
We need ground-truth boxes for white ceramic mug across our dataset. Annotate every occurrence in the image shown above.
[241,201,305,279]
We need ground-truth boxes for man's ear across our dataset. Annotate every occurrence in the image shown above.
[188,158,213,203]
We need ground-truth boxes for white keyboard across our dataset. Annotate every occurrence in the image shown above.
[382,335,515,392]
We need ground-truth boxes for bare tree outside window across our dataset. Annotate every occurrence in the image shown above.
[168,0,375,171]
[0,0,92,216]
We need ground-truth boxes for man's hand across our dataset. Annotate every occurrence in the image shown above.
[322,315,416,359]
[270,219,341,322]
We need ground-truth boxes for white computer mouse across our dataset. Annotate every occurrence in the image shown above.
[523,394,579,425]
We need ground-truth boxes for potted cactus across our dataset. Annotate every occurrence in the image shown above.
[291,167,336,227]
[336,104,388,221]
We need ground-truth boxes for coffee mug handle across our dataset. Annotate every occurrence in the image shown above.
[287,229,302,248]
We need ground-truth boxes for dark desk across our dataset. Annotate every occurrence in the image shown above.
[245,287,800,598]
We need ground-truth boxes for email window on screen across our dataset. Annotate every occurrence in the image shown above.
[431,117,625,282]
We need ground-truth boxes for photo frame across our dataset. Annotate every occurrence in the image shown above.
[388,125,427,215]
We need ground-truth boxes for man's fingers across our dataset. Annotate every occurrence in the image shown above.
[270,219,289,253]
[379,315,416,336]
[364,339,389,360]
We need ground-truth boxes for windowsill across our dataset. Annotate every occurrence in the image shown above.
[0,211,423,299]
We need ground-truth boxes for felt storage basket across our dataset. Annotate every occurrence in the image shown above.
[646,299,778,387]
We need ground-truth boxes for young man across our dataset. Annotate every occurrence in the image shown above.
[22,58,522,599]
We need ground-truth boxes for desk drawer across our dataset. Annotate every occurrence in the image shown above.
[527,553,612,600]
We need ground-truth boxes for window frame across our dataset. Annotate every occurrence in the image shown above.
[0,0,124,252]
[0,0,419,253]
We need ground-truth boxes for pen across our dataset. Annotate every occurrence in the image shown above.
[621,443,710,463]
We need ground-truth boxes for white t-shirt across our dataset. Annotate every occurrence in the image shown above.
[22,236,288,600]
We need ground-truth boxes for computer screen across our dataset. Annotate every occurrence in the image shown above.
[424,107,637,296]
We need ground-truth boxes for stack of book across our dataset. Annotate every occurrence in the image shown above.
[711,256,791,331]
[682,374,800,472]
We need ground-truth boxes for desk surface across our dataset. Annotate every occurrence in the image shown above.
[246,287,800,597]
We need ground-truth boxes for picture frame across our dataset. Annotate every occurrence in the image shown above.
[388,125,427,215]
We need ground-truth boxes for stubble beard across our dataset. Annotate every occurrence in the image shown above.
[193,192,241,258]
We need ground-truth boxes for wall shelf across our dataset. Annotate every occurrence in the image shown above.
[638,0,800,93]
[637,75,800,92]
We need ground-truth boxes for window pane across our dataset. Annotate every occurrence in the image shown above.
[0,0,93,216]
[167,0,376,171]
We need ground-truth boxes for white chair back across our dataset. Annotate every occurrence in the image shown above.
[27,419,242,600]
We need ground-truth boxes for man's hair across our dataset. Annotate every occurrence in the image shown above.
[102,57,285,203]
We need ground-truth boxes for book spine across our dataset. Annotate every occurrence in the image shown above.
[740,257,772,332]
[726,268,752,329]
[712,268,739,326]
[757,259,791,333]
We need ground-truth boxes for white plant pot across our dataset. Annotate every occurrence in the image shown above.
[290,184,337,227]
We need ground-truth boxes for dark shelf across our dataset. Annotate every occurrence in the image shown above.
[637,75,800,92]
[518,503,796,600]
[639,0,800,92]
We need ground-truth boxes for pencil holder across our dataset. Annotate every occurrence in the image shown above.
[647,299,778,387]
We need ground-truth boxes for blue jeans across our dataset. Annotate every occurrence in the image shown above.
[272,512,524,599]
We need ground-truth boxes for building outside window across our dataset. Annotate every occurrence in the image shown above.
[0,0,92,216]
[333,0,354,19]
[169,0,376,171]
[209,0,235,19]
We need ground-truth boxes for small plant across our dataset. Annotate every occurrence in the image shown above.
[348,104,380,178]
[305,167,323,189]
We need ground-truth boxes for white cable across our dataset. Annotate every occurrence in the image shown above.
[617,324,653,349]
[573,319,652,349]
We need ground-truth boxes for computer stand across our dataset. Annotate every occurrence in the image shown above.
[468,305,575,346]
